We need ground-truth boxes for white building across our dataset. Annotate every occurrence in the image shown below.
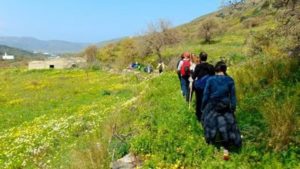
[28,57,87,70]
[2,52,15,60]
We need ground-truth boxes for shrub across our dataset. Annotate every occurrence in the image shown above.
[261,96,297,151]
[244,29,275,56]
[198,17,221,44]
[166,55,181,70]
[216,12,226,18]
[230,54,298,101]
[70,139,110,169]
[240,15,248,22]
[243,17,260,28]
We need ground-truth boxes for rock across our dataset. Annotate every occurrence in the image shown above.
[111,153,140,169]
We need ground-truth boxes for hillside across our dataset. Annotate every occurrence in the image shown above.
[0,45,46,60]
[0,36,88,54]
[91,0,298,70]
[0,36,123,55]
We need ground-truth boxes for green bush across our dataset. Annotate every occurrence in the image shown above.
[261,95,297,151]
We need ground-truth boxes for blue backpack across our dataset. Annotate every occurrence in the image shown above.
[194,75,210,90]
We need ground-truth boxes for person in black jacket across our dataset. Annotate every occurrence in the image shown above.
[192,52,215,121]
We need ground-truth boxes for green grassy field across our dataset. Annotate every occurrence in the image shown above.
[66,69,299,169]
[0,61,299,168]
[0,69,146,168]
[131,73,299,168]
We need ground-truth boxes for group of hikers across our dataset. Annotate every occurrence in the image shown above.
[177,51,242,160]
[129,61,166,74]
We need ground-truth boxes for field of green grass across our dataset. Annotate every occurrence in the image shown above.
[67,68,299,169]
[0,69,147,168]
[0,59,299,169]
[127,72,299,168]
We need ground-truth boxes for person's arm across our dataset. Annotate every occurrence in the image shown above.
[208,64,215,75]
[192,65,200,80]
[177,61,183,71]
[201,79,211,110]
[190,64,194,78]
[229,79,237,112]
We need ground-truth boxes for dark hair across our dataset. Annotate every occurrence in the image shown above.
[215,61,227,73]
[180,54,184,59]
[199,52,208,61]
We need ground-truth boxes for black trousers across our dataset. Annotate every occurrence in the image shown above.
[195,89,204,122]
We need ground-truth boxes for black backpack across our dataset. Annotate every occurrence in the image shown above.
[158,64,163,71]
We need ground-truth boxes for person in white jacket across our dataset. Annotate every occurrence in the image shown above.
[188,53,200,105]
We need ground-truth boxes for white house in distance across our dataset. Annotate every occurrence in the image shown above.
[2,52,15,60]
[28,57,86,70]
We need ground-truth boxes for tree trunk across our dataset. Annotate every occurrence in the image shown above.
[205,31,211,43]
[156,48,162,61]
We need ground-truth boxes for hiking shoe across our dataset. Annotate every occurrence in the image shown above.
[223,149,229,161]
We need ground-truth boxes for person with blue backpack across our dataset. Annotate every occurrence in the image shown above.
[177,51,191,102]
[193,52,214,121]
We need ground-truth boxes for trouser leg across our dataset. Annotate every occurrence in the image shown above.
[195,90,204,121]
[183,77,190,102]
[180,77,187,97]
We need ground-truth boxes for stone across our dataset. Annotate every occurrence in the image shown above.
[111,153,140,169]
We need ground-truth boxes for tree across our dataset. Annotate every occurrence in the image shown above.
[118,38,138,67]
[82,45,99,78]
[221,0,246,9]
[97,44,117,63]
[84,45,98,63]
[275,2,300,57]
[199,17,221,44]
[136,37,152,58]
[273,0,298,9]
[143,20,180,61]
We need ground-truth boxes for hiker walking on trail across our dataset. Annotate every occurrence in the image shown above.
[190,53,199,74]
[177,52,191,102]
[201,61,242,160]
[188,54,200,105]
[144,64,153,74]
[176,54,184,95]
[192,52,214,121]
[177,54,184,79]
[157,61,166,74]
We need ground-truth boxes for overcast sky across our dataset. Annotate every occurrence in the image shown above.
[0,0,222,43]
